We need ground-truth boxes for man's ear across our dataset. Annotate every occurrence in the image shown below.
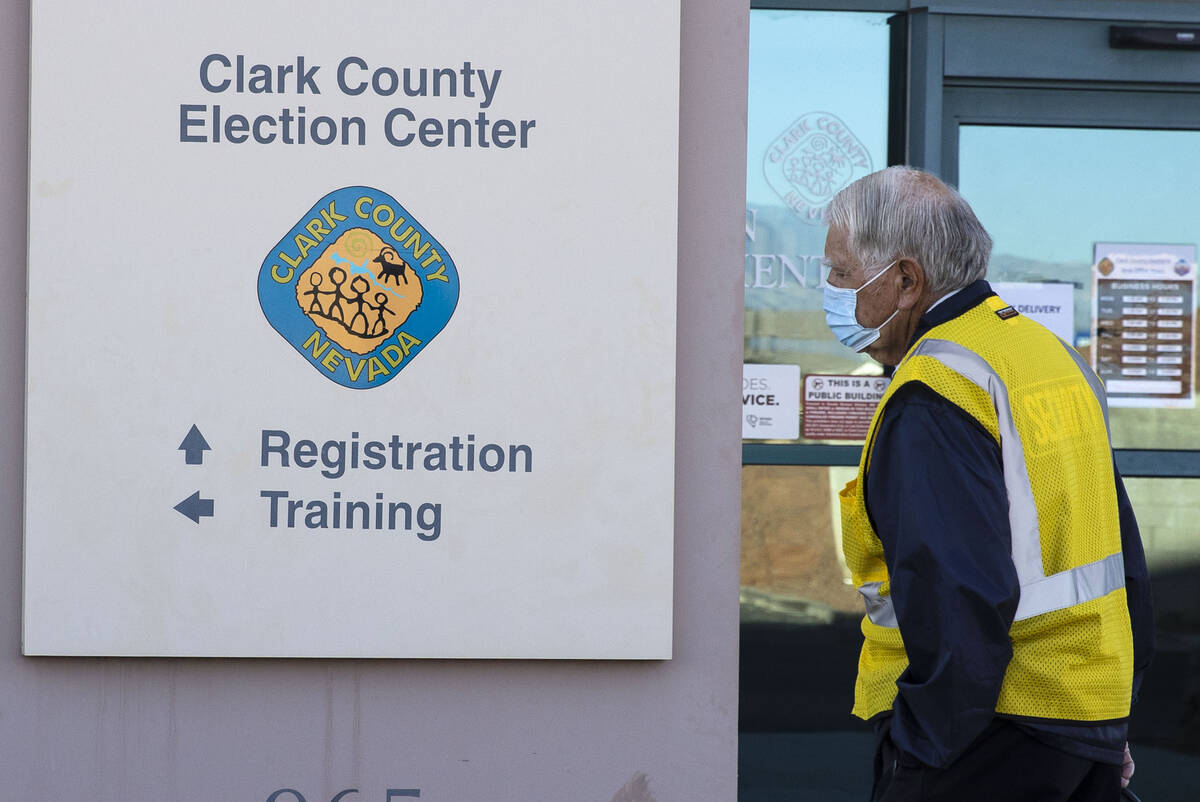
[895,258,926,310]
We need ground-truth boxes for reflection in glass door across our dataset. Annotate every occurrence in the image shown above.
[957,125,1200,451]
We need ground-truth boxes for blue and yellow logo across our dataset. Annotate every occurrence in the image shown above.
[258,186,459,388]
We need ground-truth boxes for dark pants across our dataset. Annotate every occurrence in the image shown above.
[871,718,1122,802]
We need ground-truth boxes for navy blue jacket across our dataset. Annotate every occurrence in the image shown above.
[865,280,1155,768]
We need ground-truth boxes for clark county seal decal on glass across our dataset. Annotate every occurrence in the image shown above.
[763,111,872,225]
[258,186,459,389]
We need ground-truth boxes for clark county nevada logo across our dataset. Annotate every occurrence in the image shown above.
[258,186,459,389]
[763,111,872,225]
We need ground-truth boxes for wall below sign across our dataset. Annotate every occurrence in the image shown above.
[0,0,745,797]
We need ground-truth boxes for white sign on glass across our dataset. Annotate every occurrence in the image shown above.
[743,364,801,440]
[991,282,1075,344]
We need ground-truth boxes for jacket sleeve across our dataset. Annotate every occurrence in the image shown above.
[864,382,1020,768]
[1114,460,1155,701]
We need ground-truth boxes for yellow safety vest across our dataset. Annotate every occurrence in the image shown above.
[840,294,1133,722]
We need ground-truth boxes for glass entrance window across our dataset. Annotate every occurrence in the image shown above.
[745,10,891,445]
[958,124,1200,451]
[742,10,893,626]
[740,9,895,745]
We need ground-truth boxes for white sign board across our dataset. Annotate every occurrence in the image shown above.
[25,0,680,657]
[991,281,1075,344]
[742,364,800,439]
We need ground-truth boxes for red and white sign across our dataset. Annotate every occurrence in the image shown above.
[802,373,888,441]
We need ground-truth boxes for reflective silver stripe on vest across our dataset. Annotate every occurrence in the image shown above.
[861,337,1125,627]
[1058,337,1112,440]
[858,581,898,628]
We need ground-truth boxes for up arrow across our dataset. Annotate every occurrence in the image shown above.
[174,491,214,523]
[179,424,211,465]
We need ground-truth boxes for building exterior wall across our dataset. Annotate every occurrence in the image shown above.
[0,0,747,798]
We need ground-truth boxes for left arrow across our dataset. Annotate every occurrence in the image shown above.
[179,424,211,465]
[174,491,214,523]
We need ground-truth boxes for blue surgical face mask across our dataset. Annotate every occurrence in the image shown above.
[822,260,899,352]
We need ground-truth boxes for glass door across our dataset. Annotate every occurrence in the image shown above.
[958,122,1200,452]
[941,83,1200,761]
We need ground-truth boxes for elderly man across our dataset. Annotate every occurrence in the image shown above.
[823,166,1154,801]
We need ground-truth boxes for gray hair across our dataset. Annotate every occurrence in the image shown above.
[825,166,992,294]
